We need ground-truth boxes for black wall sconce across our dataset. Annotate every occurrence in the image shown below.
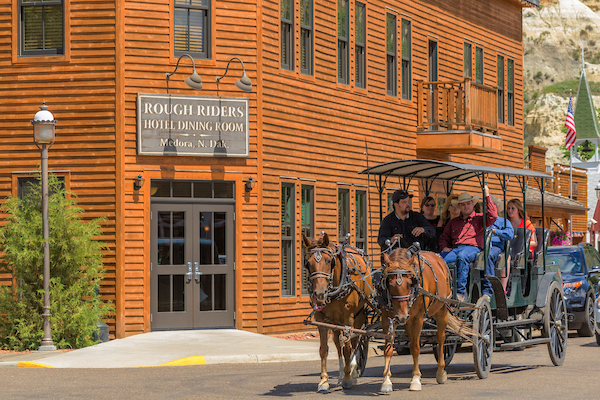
[134,175,145,191]
[244,177,256,193]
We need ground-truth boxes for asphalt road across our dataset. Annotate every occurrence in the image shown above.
[1,334,598,399]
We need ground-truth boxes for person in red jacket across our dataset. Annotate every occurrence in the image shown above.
[439,185,497,302]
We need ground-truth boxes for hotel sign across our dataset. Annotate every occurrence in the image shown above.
[137,93,249,157]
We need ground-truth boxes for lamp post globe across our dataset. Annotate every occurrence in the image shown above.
[32,104,56,144]
[32,103,56,351]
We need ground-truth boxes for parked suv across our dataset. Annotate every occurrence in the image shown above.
[547,243,599,337]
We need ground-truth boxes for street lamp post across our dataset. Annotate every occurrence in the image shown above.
[32,103,57,351]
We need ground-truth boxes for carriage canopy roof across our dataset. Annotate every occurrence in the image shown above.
[358,159,552,181]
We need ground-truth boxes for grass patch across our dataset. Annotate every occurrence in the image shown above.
[539,78,600,97]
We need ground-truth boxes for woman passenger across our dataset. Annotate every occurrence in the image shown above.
[420,196,440,251]
[506,198,537,256]
[436,194,460,251]
[420,196,440,226]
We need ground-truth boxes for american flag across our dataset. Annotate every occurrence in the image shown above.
[565,96,576,150]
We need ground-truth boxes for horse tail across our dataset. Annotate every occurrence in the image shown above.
[446,312,478,344]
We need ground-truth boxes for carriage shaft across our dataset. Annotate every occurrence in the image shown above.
[303,320,393,341]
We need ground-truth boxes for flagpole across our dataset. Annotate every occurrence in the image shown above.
[568,88,574,242]
[570,145,573,199]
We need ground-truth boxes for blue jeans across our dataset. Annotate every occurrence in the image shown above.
[481,246,503,297]
[442,246,481,297]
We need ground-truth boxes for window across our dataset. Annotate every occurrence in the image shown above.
[428,40,438,128]
[281,0,294,70]
[464,42,472,79]
[475,46,483,84]
[498,55,505,124]
[19,0,64,56]
[508,58,514,126]
[151,180,234,198]
[301,185,314,295]
[281,183,295,296]
[355,190,367,251]
[300,0,313,75]
[174,0,210,59]
[338,188,350,240]
[18,176,65,200]
[355,2,366,89]
[338,0,349,84]
[386,13,397,96]
[401,19,411,100]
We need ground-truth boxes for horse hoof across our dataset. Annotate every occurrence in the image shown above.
[380,383,393,393]
[436,370,447,384]
[341,379,353,390]
[409,377,422,391]
[317,383,329,393]
[409,382,422,391]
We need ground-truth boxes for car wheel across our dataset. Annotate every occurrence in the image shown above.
[577,293,594,337]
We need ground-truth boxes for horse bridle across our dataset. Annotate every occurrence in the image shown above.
[305,246,339,309]
[386,269,417,303]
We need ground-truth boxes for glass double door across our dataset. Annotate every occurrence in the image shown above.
[151,203,234,329]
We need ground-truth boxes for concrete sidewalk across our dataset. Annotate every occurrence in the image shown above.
[0,330,349,369]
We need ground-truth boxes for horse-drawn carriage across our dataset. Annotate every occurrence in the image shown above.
[302,159,567,392]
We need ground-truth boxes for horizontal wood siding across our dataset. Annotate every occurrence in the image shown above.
[258,0,528,333]
[122,0,259,336]
[0,1,118,337]
[0,0,533,338]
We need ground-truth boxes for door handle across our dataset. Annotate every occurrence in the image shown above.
[194,262,201,283]
[185,262,193,283]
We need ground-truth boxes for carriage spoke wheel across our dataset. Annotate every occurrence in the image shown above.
[433,338,458,366]
[543,281,567,366]
[355,335,369,377]
[472,297,493,379]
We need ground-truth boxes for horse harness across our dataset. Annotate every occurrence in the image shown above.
[380,251,451,320]
[305,244,376,314]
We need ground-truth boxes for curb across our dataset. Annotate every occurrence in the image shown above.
[11,352,334,369]
[0,361,19,369]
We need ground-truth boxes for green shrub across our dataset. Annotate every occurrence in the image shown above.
[0,175,112,350]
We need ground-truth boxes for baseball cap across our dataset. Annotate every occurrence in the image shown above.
[392,189,413,203]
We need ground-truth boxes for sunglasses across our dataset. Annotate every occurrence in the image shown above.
[424,203,436,207]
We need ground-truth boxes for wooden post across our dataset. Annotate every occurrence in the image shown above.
[417,80,424,130]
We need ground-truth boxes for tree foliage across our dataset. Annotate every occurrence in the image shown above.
[560,141,596,162]
[0,175,113,350]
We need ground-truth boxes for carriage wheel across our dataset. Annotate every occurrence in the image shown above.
[433,338,458,366]
[543,281,567,366]
[355,335,369,377]
[472,296,493,379]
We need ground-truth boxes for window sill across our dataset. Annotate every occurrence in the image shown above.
[279,67,296,78]
[169,55,216,66]
[298,73,316,84]
[13,54,69,65]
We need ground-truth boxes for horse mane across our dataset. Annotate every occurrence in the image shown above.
[384,248,416,274]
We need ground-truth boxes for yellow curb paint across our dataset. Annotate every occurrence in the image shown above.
[17,361,56,368]
[158,356,206,367]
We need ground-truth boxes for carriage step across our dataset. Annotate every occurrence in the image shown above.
[494,317,542,329]
[499,337,550,349]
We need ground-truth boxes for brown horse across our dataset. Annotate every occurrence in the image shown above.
[379,248,473,392]
[302,233,373,393]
